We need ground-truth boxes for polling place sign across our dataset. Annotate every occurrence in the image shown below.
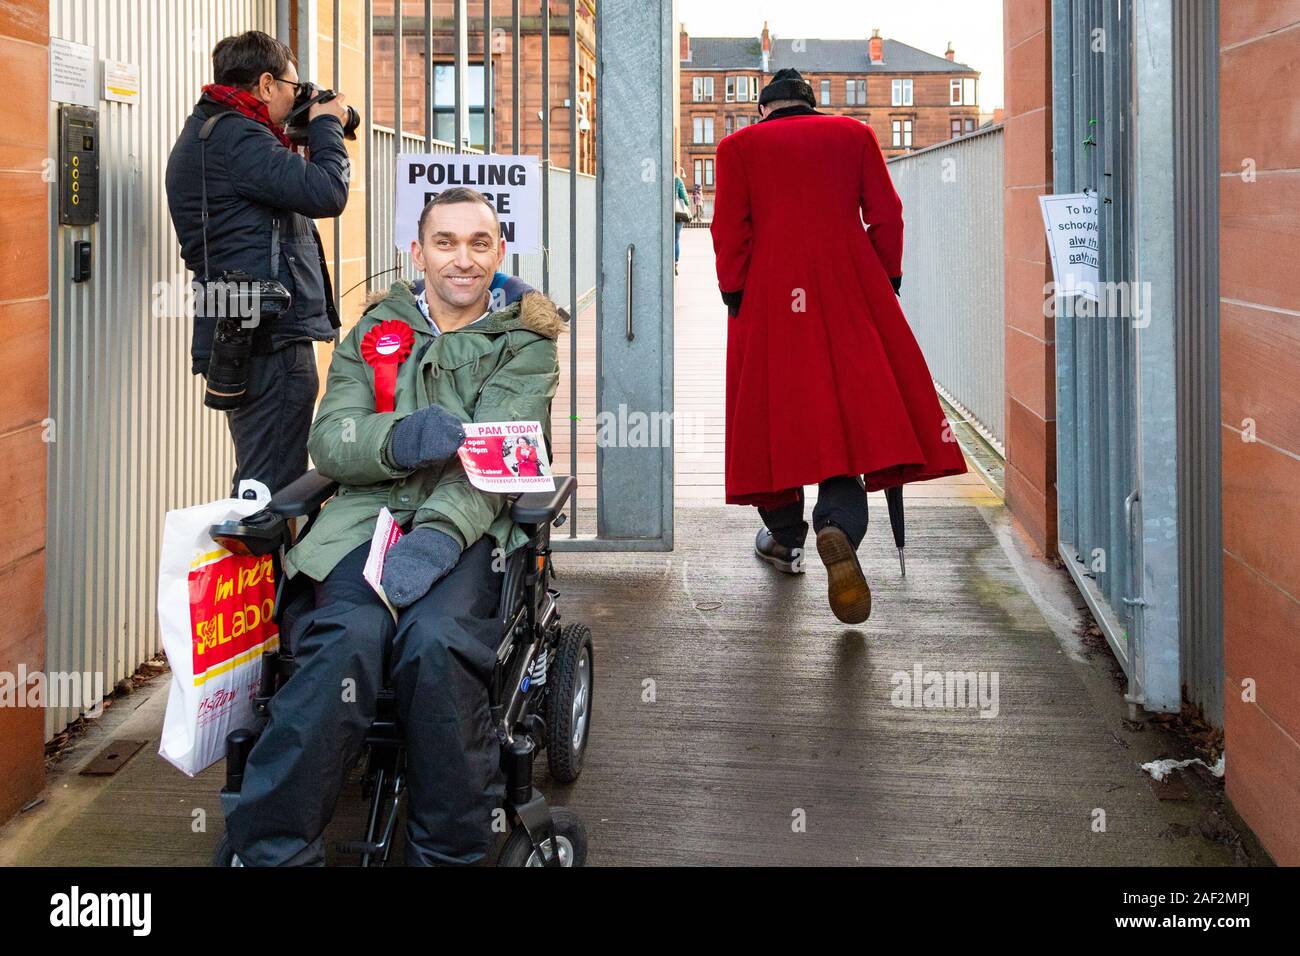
[1038,191,1099,301]
[394,154,540,254]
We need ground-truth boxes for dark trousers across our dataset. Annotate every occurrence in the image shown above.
[226,536,506,866]
[224,342,318,497]
[758,475,869,550]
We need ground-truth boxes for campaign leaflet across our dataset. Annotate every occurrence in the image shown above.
[457,421,555,493]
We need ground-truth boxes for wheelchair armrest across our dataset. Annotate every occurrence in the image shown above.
[209,469,340,557]
[509,475,575,526]
[268,469,340,519]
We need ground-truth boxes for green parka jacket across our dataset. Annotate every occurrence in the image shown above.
[282,280,565,582]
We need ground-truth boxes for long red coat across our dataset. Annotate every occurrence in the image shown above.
[710,106,967,506]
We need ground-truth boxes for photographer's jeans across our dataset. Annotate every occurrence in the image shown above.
[223,342,318,496]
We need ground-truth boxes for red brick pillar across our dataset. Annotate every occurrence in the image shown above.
[0,0,51,825]
[1218,3,1300,867]
[1002,0,1057,557]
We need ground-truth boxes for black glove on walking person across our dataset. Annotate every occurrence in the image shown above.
[380,528,463,608]
[386,403,465,470]
[890,275,902,296]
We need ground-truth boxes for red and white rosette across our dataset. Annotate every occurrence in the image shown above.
[360,320,415,413]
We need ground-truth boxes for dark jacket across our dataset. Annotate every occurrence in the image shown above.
[165,97,350,373]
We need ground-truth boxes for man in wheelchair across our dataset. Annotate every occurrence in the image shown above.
[223,187,570,866]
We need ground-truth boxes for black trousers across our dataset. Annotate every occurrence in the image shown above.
[223,342,318,497]
[757,475,869,550]
[225,536,506,866]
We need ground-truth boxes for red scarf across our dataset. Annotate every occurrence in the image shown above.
[201,83,295,150]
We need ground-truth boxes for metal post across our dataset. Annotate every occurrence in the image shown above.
[333,0,341,313]
[541,0,550,296]
[276,0,291,44]
[454,0,468,148]
[424,0,433,149]
[394,0,403,275]
[365,0,373,290]
[511,0,520,277]
[568,0,577,529]
[484,0,493,153]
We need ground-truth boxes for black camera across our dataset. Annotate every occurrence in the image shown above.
[284,83,360,146]
[202,271,292,410]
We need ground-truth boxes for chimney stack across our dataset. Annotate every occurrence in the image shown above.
[680,24,690,62]
[869,28,884,65]
[945,41,956,61]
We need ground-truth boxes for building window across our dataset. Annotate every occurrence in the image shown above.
[951,117,962,137]
[693,159,702,185]
[950,80,962,105]
[891,78,913,107]
[727,75,754,102]
[433,64,486,147]
[693,115,714,144]
[725,114,734,136]
[737,115,750,129]
[950,77,978,106]
[891,118,913,148]
[820,80,830,105]
[692,76,714,102]
[965,117,976,132]
[964,77,977,105]
[704,158,714,186]
[845,79,866,105]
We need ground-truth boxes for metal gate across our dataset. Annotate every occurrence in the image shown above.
[359,0,675,551]
[44,0,275,737]
[1051,0,1220,717]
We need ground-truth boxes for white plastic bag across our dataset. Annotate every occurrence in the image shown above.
[157,488,276,776]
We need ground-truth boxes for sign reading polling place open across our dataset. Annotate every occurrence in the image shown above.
[395,154,541,254]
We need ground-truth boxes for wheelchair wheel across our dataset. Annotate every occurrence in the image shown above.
[497,807,588,867]
[545,623,593,783]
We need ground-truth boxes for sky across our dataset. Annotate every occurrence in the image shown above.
[676,0,1005,111]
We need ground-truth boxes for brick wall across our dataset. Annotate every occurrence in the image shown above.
[1218,0,1300,866]
[0,0,50,824]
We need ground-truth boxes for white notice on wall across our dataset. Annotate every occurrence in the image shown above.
[394,154,540,254]
[103,59,140,104]
[1038,191,1099,302]
[50,37,96,107]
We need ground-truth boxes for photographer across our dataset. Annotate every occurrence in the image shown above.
[165,30,352,495]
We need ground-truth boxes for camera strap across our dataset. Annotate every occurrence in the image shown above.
[198,109,281,281]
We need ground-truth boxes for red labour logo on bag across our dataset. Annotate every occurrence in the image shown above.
[188,552,279,686]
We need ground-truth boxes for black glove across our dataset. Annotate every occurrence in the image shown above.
[890,275,902,296]
[720,287,744,317]
[380,528,463,608]
[386,403,465,470]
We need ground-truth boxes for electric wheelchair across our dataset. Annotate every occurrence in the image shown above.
[207,468,592,867]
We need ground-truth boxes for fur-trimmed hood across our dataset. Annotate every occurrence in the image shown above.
[361,279,569,341]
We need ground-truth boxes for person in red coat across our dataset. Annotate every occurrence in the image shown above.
[513,437,541,477]
[711,68,966,624]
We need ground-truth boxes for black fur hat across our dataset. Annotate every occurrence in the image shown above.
[759,67,816,108]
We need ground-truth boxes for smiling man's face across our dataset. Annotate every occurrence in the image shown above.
[411,199,506,312]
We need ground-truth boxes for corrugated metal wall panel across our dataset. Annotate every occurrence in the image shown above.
[45,0,276,738]
[887,126,1005,447]
[1173,0,1222,724]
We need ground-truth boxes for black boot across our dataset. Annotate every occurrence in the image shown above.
[754,528,806,574]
